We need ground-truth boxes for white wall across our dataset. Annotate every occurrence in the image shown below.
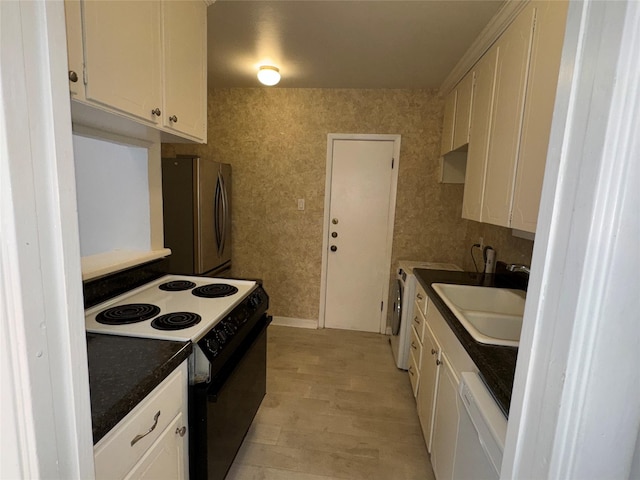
[73,134,151,256]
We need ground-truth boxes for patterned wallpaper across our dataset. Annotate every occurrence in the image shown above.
[162,88,532,320]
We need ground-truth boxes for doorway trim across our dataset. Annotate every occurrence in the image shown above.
[318,133,401,332]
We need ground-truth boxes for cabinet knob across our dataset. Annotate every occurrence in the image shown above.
[411,341,417,350]
[330,245,337,252]
[431,348,437,355]
[169,115,178,123]
[408,366,414,376]
[417,294,423,300]
[435,359,442,366]
[175,426,187,437]
[68,70,78,83]
[151,108,161,117]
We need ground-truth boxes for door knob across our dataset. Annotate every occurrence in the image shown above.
[332,218,339,225]
[331,232,338,238]
[330,245,337,252]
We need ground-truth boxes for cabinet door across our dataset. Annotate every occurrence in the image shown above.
[162,0,207,141]
[124,412,187,480]
[511,1,569,232]
[417,322,441,453]
[440,90,457,155]
[452,72,474,150]
[82,1,162,123]
[481,6,536,227]
[462,47,499,222]
[430,354,460,480]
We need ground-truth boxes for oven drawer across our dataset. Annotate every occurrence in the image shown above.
[94,362,188,480]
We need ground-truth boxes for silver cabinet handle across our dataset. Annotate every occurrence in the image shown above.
[131,411,160,446]
[175,426,187,437]
[169,115,178,123]
[68,71,78,82]
[151,108,161,116]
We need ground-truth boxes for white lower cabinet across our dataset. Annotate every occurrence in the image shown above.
[94,361,188,480]
[430,353,461,480]
[413,290,482,480]
[416,321,441,453]
[125,412,187,480]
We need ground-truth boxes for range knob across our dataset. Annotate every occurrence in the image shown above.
[205,337,220,356]
[216,330,227,345]
[223,322,236,336]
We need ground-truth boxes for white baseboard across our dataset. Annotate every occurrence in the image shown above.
[270,316,318,329]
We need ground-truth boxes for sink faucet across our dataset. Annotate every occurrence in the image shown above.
[507,264,531,275]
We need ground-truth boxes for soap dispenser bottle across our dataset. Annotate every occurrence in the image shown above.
[483,246,496,274]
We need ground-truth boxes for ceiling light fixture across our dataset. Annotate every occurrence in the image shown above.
[257,65,281,86]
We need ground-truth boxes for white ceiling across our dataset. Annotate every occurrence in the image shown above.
[207,0,505,89]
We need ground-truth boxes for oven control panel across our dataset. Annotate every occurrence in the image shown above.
[198,285,269,363]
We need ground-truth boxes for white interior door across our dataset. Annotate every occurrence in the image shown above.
[323,137,397,333]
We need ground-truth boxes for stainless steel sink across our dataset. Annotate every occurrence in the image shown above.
[431,283,526,347]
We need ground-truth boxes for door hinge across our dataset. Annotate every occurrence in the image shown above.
[381,301,384,311]
[391,158,395,169]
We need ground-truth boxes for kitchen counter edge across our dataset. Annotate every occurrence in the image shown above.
[87,333,192,444]
[413,268,519,416]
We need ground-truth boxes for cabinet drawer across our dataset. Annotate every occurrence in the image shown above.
[94,363,187,480]
[415,284,428,315]
[408,350,420,397]
[410,323,423,366]
[412,305,426,342]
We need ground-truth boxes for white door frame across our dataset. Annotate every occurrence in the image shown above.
[502,0,640,477]
[1,2,94,478]
[318,133,401,332]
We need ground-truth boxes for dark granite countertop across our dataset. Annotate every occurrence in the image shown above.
[413,268,523,417]
[87,333,192,444]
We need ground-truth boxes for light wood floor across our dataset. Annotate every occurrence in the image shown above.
[226,326,436,480]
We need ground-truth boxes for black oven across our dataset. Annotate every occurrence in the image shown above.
[188,285,270,480]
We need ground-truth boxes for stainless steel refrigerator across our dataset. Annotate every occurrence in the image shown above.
[161,156,232,276]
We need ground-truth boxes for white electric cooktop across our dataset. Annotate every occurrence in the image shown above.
[85,275,257,342]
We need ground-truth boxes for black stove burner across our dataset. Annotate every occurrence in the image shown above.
[96,303,160,325]
[158,280,197,292]
[151,312,202,330]
[192,284,238,298]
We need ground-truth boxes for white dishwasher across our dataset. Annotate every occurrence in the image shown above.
[453,372,507,480]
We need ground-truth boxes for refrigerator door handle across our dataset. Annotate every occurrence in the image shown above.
[214,172,223,256]
[220,172,228,257]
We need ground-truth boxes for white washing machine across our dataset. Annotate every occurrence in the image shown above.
[388,260,462,370]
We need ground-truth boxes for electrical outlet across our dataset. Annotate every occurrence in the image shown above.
[297,198,305,211]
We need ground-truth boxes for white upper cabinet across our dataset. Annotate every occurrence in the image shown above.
[481,6,536,228]
[83,1,163,124]
[162,0,208,142]
[441,91,457,156]
[511,0,569,232]
[459,0,568,232]
[440,71,474,156]
[452,72,474,151]
[65,0,207,143]
[462,47,498,222]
